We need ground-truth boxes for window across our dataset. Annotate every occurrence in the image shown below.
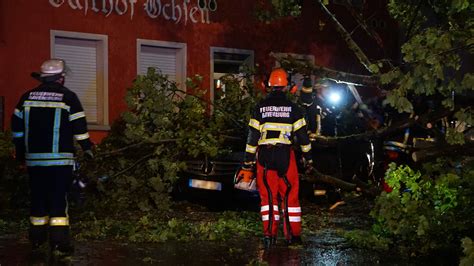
[210,47,254,101]
[51,30,109,130]
[137,39,186,90]
[273,53,315,88]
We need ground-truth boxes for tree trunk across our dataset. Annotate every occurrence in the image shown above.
[412,142,474,162]
[303,168,380,196]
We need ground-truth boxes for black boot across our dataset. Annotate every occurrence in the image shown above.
[263,236,276,249]
[286,236,303,246]
[50,226,74,256]
[271,237,277,246]
[29,224,48,250]
[51,242,75,256]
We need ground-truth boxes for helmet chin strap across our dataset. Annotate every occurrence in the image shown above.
[57,76,65,85]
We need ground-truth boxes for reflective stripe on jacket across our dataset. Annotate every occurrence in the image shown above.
[244,91,312,163]
[11,82,92,166]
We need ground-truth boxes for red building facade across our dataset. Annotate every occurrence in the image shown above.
[0,0,397,143]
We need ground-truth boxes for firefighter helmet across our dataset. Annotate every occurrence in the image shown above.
[40,59,66,77]
[268,68,288,87]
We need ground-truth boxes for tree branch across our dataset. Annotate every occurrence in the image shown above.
[412,140,474,162]
[303,168,380,196]
[312,108,456,147]
[98,139,177,158]
[111,153,155,178]
[317,0,375,73]
[311,64,380,86]
[342,0,388,63]
[273,53,380,86]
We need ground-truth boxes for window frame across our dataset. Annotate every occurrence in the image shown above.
[273,52,315,87]
[50,30,109,130]
[210,47,255,103]
[136,39,187,91]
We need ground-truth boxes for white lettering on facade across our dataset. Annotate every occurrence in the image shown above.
[91,0,100,12]
[48,0,217,24]
[115,0,128,15]
[68,0,83,10]
[102,0,114,17]
[189,6,199,23]
[162,3,171,20]
[49,0,65,8]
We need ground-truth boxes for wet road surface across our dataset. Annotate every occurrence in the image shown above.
[0,196,459,265]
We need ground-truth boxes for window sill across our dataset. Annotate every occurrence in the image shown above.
[88,124,111,131]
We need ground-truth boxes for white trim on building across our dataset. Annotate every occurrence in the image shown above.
[50,30,109,130]
[136,39,187,91]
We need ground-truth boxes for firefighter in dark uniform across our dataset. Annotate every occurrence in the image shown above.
[237,68,313,247]
[11,59,93,253]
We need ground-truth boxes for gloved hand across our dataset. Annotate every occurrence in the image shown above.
[234,163,257,191]
[84,150,94,161]
[308,132,318,142]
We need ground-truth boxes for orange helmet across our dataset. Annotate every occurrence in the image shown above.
[268,68,288,87]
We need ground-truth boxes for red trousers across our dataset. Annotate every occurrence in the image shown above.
[256,150,301,239]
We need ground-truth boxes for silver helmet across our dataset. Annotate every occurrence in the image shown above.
[40,59,66,77]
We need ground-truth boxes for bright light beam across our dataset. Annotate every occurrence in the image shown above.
[328,92,342,105]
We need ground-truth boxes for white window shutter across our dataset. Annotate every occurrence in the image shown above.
[139,46,178,82]
[55,37,98,123]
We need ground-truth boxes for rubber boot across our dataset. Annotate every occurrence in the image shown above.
[264,236,276,249]
[29,225,48,250]
[286,236,303,246]
[50,227,74,256]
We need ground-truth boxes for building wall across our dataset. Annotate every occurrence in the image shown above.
[0,0,397,142]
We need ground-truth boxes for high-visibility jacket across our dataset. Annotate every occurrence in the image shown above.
[244,91,312,166]
[11,82,92,167]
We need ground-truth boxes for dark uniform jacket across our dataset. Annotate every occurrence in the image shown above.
[244,91,312,176]
[11,82,92,167]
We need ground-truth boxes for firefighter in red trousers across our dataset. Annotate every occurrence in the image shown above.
[237,68,313,248]
[11,59,93,254]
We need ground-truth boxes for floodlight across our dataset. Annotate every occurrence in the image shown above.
[328,91,342,105]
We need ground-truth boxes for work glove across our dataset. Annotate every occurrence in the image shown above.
[234,163,257,192]
[84,150,94,161]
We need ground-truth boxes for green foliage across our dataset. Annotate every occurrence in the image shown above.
[0,131,29,209]
[212,72,263,141]
[381,1,473,144]
[0,217,29,235]
[348,160,474,255]
[344,229,392,251]
[81,68,260,213]
[74,211,261,242]
[256,0,303,23]
[460,237,474,266]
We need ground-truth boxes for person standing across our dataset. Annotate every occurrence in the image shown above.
[11,59,93,254]
[237,68,313,248]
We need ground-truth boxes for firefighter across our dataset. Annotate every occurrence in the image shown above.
[11,59,93,254]
[237,68,313,248]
